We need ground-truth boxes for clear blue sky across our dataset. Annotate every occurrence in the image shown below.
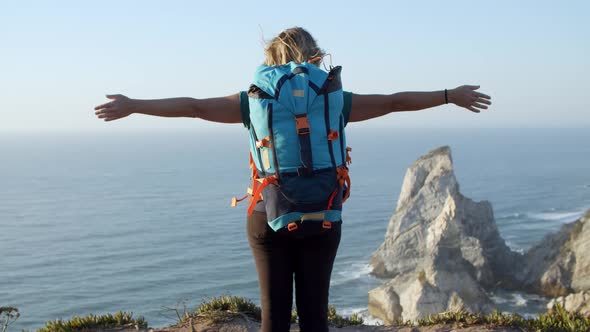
[1,0,588,132]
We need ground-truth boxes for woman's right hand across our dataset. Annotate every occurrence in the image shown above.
[94,94,136,122]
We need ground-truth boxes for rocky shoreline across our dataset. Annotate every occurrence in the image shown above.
[367,146,590,324]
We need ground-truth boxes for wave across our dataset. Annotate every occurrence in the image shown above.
[497,212,525,220]
[513,293,528,307]
[498,208,587,223]
[339,307,368,316]
[489,291,548,315]
[489,293,509,304]
[337,262,373,279]
[331,262,376,287]
[504,241,524,254]
[337,308,383,326]
[499,208,587,224]
[489,292,529,307]
[528,209,586,223]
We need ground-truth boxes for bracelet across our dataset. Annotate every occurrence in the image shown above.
[444,89,448,104]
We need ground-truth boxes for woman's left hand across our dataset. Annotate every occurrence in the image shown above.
[448,85,491,113]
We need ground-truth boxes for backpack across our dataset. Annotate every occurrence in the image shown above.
[232,61,351,232]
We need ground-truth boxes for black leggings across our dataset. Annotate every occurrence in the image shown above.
[247,211,341,332]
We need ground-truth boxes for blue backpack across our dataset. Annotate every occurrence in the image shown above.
[232,61,351,232]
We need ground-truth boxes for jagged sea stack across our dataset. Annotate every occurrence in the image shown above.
[519,210,590,297]
[368,146,522,323]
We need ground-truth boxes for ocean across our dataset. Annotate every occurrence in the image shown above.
[1,127,589,330]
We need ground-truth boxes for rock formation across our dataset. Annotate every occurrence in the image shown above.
[517,210,590,297]
[368,146,521,322]
[547,291,590,314]
[366,146,590,323]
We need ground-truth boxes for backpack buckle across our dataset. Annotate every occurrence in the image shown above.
[327,130,339,141]
[295,114,310,135]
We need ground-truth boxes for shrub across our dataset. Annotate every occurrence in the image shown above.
[405,305,590,332]
[0,307,20,332]
[189,297,363,327]
[291,305,365,327]
[36,312,147,332]
[185,296,261,324]
[327,305,364,327]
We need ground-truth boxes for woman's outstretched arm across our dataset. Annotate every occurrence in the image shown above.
[349,85,491,122]
[93,93,242,123]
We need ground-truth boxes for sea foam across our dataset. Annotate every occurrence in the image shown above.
[528,209,586,223]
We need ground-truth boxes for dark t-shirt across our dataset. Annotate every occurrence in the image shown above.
[239,91,353,129]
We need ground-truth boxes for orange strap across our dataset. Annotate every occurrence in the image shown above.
[337,166,351,203]
[346,146,352,165]
[231,194,249,207]
[256,136,272,149]
[326,188,339,211]
[247,175,277,215]
[231,153,258,207]
[324,166,351,209]
[232,153,260,209]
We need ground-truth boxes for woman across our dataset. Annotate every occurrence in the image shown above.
[94,27,491,332]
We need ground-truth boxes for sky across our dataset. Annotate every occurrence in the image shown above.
[1,0,589,133]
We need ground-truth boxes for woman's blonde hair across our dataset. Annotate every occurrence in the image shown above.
[264,27,325,67]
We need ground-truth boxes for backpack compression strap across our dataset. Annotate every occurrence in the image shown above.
[295,113,313,176]
[230,153,278,216]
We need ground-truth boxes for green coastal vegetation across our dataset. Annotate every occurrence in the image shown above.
[0,308,147,332]
[182,295,363,327]
[0,307,20,332]
[29,312,146,332]
[3,296,590,332]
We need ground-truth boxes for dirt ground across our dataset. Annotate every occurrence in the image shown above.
[148,316,523,332]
